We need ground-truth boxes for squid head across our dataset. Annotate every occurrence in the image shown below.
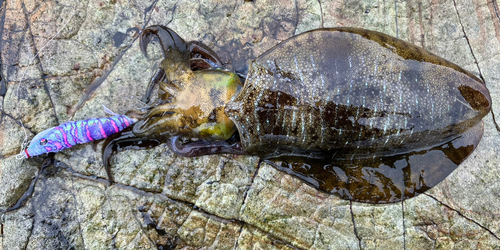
[102,25,241,183]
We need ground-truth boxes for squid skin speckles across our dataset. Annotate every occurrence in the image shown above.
[23,115,137,158]
[103,26,494,204]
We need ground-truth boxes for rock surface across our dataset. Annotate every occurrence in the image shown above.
[1,0,500,249]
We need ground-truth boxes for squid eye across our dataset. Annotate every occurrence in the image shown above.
[40,138,48,146]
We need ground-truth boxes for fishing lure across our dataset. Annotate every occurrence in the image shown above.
[21,108,137,158]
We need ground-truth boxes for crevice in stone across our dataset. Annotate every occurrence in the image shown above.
[54,159,110,186]
[240,158,262,211]
[311,223,320,248]
[425,194,500,240]
[421,222,438,250]
[317,0,324,28]
[70,39,136,116]
[143,0,160,27]
[1,158,52,213]
[21,1,59,125]
[235,223,301,250]
[22,212,36,250]
[76,1,89,38]
[55,224,73,249]
[10,158,309,249]
[451,0,486,84]
[165,3,177,26]
[395,0,399,38]
[417,0,425,48]
[54,160,243,224]
[292,0,299,35]
[79,227,86,250]
[452,0,500,133]
[1,221,3,249]
[66,168,86,250]
[71,0,160,117]
[0,0,8,99]
[196,0,203,16]
[402,201,406,250]
[230,1,238,21]
[492,0,500,23]
[2,113,35,134]
[109,228,120,249]
[350,201,362,250]
[126,197,158,248]
[233,222,245,250]
[56,159,305,248]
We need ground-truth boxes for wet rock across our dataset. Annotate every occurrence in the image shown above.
[177,210,241,248]
[241,163,359,249]
[0,157,38,211]
[1,205,35,250]
[0,115,33,157]
[237,225,299,249]
[1,0,499,249]
[3,81,58,133]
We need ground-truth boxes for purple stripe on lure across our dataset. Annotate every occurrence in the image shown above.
[110,119,119,133]
[56,127,72,148]
[98,120,107,138]
[23,115,137,158]
[85,123,93,142]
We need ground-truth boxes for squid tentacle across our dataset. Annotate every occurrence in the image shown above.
[140,25,188,59]
[101,127,161,184]
[102,26,237,184]
[142,67,165,104]
[188,41,224,70]
[168,135,244,157]
[140,25,191,104]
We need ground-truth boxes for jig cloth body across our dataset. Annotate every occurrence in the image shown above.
[22,109,137,158]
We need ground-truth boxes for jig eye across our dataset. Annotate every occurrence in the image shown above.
[40,138,48,146]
